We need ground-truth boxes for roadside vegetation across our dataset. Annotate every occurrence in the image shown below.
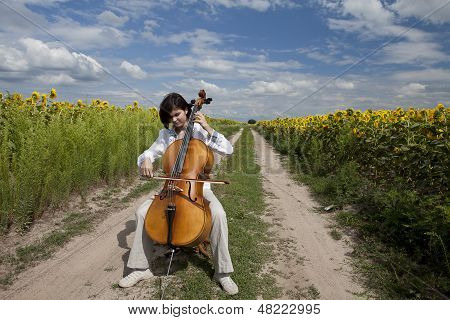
[257,105,449,299]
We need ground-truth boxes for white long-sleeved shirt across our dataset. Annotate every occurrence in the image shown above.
[137,123,233,189]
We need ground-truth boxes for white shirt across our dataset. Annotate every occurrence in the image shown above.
[137,123,234,189]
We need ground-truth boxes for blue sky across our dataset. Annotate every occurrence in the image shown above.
[0,0,449,121]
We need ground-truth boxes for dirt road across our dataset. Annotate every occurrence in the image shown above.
[252,129,365,299]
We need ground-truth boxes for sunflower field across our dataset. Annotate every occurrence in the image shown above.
[0,90,162,232]
[257,104,449,292]
[0,90,241,233]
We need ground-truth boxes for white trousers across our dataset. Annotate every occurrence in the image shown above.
[127,188,234,274]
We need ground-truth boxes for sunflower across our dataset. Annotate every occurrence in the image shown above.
[49,88,57,99]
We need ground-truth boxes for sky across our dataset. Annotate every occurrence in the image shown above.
[0,0,449,121]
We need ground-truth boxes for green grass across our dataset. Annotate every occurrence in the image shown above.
[154,127,281,299]
[329,229,342,241]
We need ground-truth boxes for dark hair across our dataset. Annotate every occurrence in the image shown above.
[159,93,192,129]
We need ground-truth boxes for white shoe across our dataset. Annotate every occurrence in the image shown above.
[214,273,239,295]
[119,269,153,288]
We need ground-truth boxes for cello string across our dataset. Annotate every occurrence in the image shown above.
[165,100,199,243]
[173,102,195,177]
[166,102,196,236]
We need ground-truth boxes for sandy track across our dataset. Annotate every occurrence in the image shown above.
[252,129,365,299]
[0,190,157,299]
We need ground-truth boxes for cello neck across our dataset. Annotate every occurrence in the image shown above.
[171,91,206,177]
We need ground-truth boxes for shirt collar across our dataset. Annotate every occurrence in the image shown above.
[167,128,177,138]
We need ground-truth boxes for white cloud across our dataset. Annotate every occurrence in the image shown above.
[381,41,449,65]
[245,78,317,96]
[143,28,223,47]
[20,38,105,80]
[298,44,357,66]
[150,50,302,81]
[0,1,49,35]
[142,25,302,80]
[71,52,105,80]
[202,0,298,12]
[173,78,229,95]
[171,55,235,72]
[392,68,450,82]
[325,0,430,42]
[390,0,450,24]
[303,49,335,64]
[105,0,173,17]
[0,38,105,82]
[335,79,355,89]
[50,18,132,50]
[20,38,76,69]
[144,20,159,30]
[107,0,298,17]
[97,10,129,27]
[120,60,147,79]
[0,45,29,71]
[398,82,426,96]
[341,0,394,26]
[0,3,131,51]
[14,0,71,6]
[319,0,448,67]
[36,73,76,85]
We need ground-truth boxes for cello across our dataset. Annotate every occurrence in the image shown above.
[144,90,228,251]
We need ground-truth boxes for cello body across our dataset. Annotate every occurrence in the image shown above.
[144,138,214,247]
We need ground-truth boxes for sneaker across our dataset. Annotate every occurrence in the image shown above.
[214,273,239,295]
[119,269,153,288]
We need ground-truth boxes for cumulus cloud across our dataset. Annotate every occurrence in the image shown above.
[396,82,429,98]
[97,10,129,27]
[20,38,77,69]
[0,38,105,83]
[120,60,147,79]
[398,82,426,96]
[19,38,105,80]
[0,45,29,71]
